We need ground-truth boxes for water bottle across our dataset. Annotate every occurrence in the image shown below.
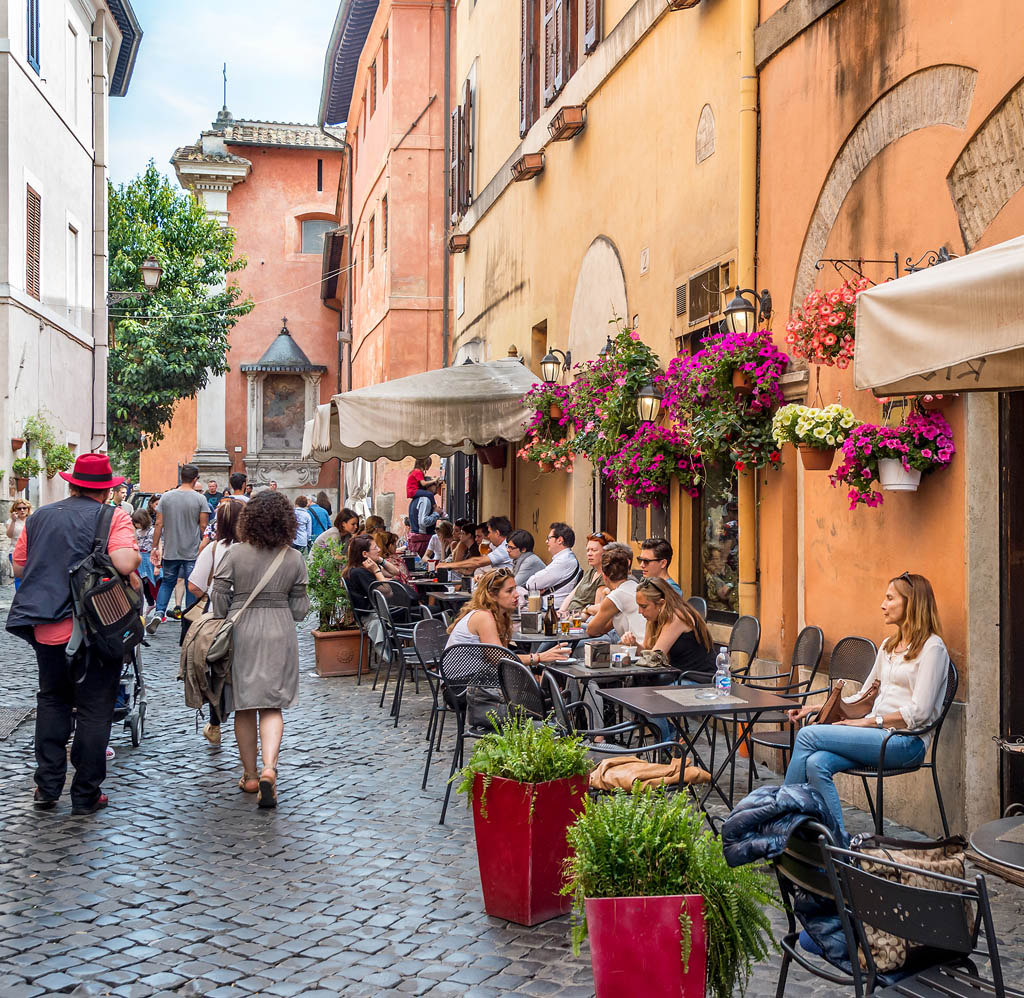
[714,649,732,697]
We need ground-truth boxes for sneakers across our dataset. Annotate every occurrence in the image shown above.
[105,746,115,761]
[33,788,57,810]
[145,611,165,634]
[71,793,108,816]
[170,605,183,620]
[202,723,221,746]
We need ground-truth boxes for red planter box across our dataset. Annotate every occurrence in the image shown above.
[471,772,587,925]
[586,894,707,998]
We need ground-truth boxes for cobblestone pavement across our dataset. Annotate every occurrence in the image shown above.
[2,595,1023,997]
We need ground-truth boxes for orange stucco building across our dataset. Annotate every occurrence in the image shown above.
[754,0,1024,831]
[139,111,345,501]
[318,0,451,526]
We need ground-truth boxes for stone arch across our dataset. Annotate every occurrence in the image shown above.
[567,236,628,539]
[792,64,977,308]
[948,75,1024,250]
[696,104,715,163]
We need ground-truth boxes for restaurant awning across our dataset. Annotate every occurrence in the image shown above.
[303,357,540,462]
[854,234,1024,395]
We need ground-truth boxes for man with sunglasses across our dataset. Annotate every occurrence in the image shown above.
[524,522,581,605]
[639,537,683,595]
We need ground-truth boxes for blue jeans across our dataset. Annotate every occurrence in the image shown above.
[784,724,926,834]
[155,558,196,616]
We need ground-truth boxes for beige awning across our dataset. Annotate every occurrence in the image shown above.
[854,234,1024,395]
[303,357,540,462]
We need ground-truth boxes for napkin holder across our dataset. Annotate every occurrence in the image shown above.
[584,643,611,668]
[520,611,543,634]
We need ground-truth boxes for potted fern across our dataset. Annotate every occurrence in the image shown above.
[308,540,366,677]
[455,712,590,926]
[564,786,777,998]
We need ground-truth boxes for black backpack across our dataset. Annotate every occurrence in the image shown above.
[68,503,144,661]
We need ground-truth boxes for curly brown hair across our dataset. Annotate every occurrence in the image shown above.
[239,490,296,550]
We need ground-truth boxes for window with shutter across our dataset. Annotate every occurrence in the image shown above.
[369,213,375,270]
[381,194,388,252]
[382,31,389,90]
[449,106,460,224]
[552,0,565,94]
[460,79,473,213]
[520,0,541,137]
[584,0,601,53]
[27,0,40,73]
[542,0,555,106]
[369,62,376,116]
[26,186,41,300]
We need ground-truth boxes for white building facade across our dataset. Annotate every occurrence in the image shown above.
[0,0,140,508]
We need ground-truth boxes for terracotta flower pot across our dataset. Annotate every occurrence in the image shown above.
[798,443,836,471]
[731,369,753,394]
[10,437,24,452]
[14,477,29,491]
[312,628,370,677]
[878,458,921,492]
[586,894,708,998]
[471,773,588,925]
[539,460,554,473]
[549,403,562,419]
[475,444,507,468]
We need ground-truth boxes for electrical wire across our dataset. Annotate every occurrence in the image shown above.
[107,261,354,320]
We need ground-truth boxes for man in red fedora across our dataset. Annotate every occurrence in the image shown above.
[7,453,139,815]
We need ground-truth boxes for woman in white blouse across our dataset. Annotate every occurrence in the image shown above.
[783,572,950,836]
[585,546,645,639]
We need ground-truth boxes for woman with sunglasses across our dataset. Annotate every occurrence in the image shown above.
[783,572,950,836]
[446,568,569,668]
[7,500,31,590]
[621,577,716,682]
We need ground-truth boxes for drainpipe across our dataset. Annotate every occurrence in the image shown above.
[442,0,451,368]
[737,0,758,618]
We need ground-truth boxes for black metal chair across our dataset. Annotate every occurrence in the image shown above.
[687,596,708,619]
[436,642,520,824]
[340,576,372,685]
[821,839,1023,998]
[772,821,850,996]
[711,614,762,789]
[743,625,825,788]
[846,660,959,836]
[412,617,448,789]
[498,659,548,720]
[370,581,427,719]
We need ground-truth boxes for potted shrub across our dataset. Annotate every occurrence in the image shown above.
[12,456,40,491]
[22,412,57,455]
[307,540,367,677]
[564,786,776,998]
[44,444,74,480]
[771,403,858,471]
[830,411,955,508]
[455,712,590,926]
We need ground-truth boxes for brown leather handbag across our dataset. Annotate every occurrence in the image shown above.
[812,677,881,725]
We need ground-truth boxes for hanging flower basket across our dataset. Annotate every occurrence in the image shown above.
[731,369,753,394]
[539,460,554,473]
[475,443,508,468]
[516,433,574,474]
[549,403,562,419]
[798,444,836,471]
[784,276,870,368]
[878,458,921,492]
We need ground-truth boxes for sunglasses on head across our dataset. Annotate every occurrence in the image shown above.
[897,571,913,585]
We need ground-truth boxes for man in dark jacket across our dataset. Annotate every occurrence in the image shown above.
[7,453,140,815]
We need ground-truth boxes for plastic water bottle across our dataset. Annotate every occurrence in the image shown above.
[714,650,732,697]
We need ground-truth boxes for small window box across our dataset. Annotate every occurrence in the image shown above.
[448,233,470,254]
[511,152,545,182]
[548,105,587,141]
[667,0,701,8]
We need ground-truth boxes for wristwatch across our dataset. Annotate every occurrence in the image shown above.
[874,714,885,728]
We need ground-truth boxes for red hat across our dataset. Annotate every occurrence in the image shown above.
[60,453,125,490]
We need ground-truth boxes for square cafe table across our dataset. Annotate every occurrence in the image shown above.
[600,683,797,825]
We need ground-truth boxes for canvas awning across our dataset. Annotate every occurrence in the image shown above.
[854,234,1024,395]
[303,357,540,462]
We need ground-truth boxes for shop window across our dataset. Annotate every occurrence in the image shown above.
[300,219,334,255]
[699,462,739,616]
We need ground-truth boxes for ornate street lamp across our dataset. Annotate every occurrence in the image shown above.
[540,347,571,384]
[723,287,772,334]
[108,255,163,305]
[636,381,663,423]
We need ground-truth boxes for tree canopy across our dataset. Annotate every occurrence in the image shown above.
[107,162,253,469]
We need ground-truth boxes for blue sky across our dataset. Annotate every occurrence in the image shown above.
[109,1,338,188]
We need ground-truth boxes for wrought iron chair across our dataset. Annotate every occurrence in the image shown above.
[687,595,708,619]
[822,839,1022,998]
[437,642,520,824]
[339,576,372,685]
[846,660,959,836]
[370,584,428,721]
[412,617,448,789]
[711,614,762,789]
[498,659,549,720]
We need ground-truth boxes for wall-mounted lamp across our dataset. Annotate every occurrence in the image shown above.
[597,336,615,359]
[636,381,663,423]
[540,347,572,384]
[723,288,772,334]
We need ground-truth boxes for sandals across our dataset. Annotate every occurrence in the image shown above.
[238,772,259,793]
[257,768,277,809]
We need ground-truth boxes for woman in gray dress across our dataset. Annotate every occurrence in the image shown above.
[210,490,309,808]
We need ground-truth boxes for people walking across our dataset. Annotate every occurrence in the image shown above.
[148,464,209,633]
[293,496,313,553]
[209,490,308,808]
[6,499,31,590]
[132,508,156,608]
[7,453,140,814]
[307,494,331,540]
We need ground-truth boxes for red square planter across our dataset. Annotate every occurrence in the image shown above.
[471,772,588,925]
[586,894,707,998]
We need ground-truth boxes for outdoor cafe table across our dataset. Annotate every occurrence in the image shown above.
[599,683,797,827]
[510,629,587,650]
[970,815,1024,874]
[433,591,472,613]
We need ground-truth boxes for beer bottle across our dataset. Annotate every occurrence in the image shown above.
[543,595,557,637]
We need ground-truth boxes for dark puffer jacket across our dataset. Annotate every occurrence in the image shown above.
[720,783,845,868]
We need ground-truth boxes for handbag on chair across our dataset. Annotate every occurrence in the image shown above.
[813,678,880,725]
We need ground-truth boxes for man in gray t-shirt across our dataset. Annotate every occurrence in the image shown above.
[149,464,210,630]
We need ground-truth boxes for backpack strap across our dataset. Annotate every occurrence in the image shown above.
[92,502,116,557]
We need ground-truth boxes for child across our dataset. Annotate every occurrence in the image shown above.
[132,508,157,609]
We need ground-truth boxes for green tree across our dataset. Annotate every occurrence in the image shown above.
[107,162,253,465]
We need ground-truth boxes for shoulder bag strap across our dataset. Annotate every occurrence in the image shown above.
[231,546,288,623]
[93,502,115,557]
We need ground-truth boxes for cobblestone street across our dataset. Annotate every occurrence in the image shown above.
[2,603,1023,997]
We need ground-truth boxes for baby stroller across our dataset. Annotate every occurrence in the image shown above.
[112,640,148,747]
